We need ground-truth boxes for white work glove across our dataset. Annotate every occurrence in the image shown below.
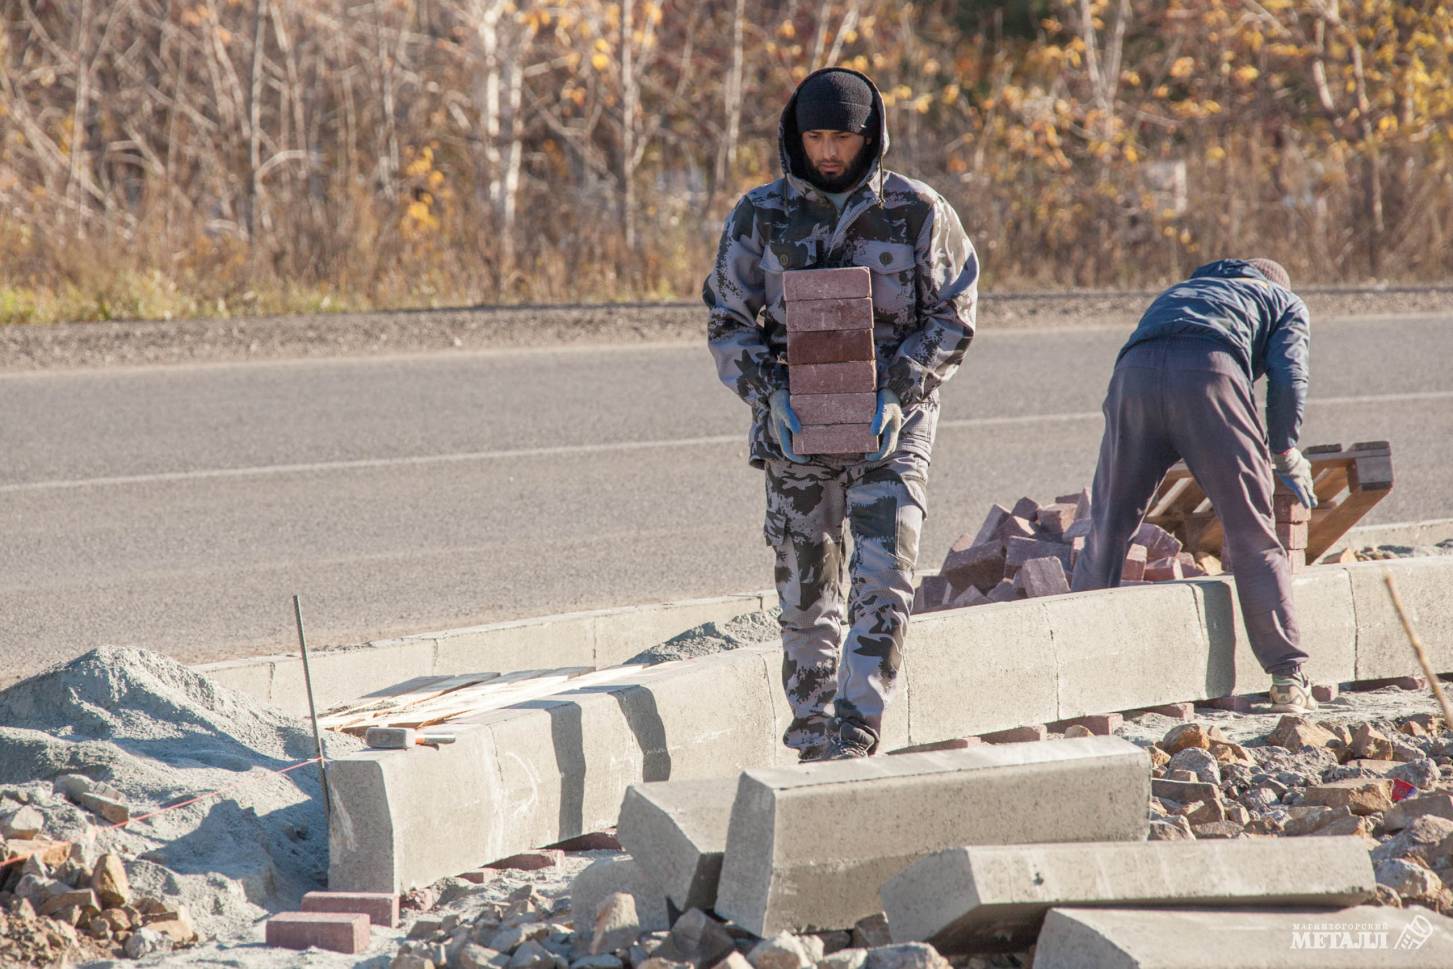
[1273,447,1318,508]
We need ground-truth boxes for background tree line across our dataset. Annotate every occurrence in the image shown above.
[1,0,1449,323]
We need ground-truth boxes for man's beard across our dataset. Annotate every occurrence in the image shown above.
[807,144,873,192]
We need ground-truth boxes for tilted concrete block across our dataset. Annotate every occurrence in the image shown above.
[1032,905,1453,968]
[713,737,1149,936]
[1185,567,1357,696]
[1348,558,1453,679]
[881,837,1375,952]
[618,778,733,912]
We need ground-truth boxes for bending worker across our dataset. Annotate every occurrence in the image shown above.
[703,68,977,760]
[1071,258,1319,713]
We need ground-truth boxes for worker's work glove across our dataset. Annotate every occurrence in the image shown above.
[866,388,904,463]
[768,388,808,464]
[1273,447,1318,509]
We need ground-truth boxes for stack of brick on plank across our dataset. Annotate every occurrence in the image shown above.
[783,266,878,455]
[915,491,1207,613]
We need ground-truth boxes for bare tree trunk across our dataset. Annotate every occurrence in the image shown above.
[245,0,267,243]
[619,0,637,252]
[371,0,399,197]
[711,0,745,212]
[65,0,94,212]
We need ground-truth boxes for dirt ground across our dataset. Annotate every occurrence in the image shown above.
[3,287,1450,372]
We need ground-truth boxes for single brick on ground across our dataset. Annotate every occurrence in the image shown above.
[881,837,1376,952]
[301,890,399,928]
[266,911,371,954]
[712,737,1150,936]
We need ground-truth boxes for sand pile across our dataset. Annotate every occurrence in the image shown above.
[627,609,781,665]
[0,646,361,944]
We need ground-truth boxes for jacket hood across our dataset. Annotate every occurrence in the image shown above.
[1189,259,1278,285]
[778,67,890,197]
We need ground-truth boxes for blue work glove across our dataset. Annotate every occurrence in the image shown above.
[768,388,808,464]
[1273,447,1318,509]
[865,388,903,463]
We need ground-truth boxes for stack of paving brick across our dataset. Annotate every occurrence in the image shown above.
[783,267,878,455]
[914,490,1207,613]
[1274,489,1310,571]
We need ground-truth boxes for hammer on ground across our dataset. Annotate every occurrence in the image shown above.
[364,726,457,749]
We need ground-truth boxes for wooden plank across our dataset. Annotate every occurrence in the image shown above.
[1148,474,1195,519]
[1307,487,1389,561]
[321,667,592,732]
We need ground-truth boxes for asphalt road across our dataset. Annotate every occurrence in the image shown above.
[3,313,1451,684]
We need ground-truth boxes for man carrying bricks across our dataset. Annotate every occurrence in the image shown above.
[703,67,978,760]
[1070,258,1320,713]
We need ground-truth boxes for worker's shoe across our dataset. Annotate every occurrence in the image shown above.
[820,721,879,761]
[1268,671,1319,713]
[796,741,830,763]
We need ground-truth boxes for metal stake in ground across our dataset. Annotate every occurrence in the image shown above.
[293,594,332,819]
[1384,572,1453,730]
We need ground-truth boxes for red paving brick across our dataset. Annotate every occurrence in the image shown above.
[266,912,370,954]
[787,328,875,365]
[1016,556,1070,598]
[788,360,875,396]
[782,266,872,301]
[979,724,1047,744]
[794,424,877,454]
[785,296,874,332]
[791,391,876,425]
[301,892,399,929]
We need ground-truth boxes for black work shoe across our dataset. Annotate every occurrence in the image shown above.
[821,721,879,760]
[796,741,830,763]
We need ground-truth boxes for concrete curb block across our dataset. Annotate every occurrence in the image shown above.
[197,590,775,717]
[197,517,1452,720]
[326,556,1453,894]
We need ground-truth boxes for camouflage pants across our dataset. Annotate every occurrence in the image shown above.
[763,451,929,751]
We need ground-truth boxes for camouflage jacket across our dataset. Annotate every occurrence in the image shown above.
[703,67,979,468]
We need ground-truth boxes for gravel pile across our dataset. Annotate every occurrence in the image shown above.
[627,611,782,666]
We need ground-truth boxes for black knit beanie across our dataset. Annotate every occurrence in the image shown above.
[1247,258,1291,289]
[795,70,875,134]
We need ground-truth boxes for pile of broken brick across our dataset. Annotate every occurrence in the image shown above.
[1,784,196,966]
[915,491,1205,612]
